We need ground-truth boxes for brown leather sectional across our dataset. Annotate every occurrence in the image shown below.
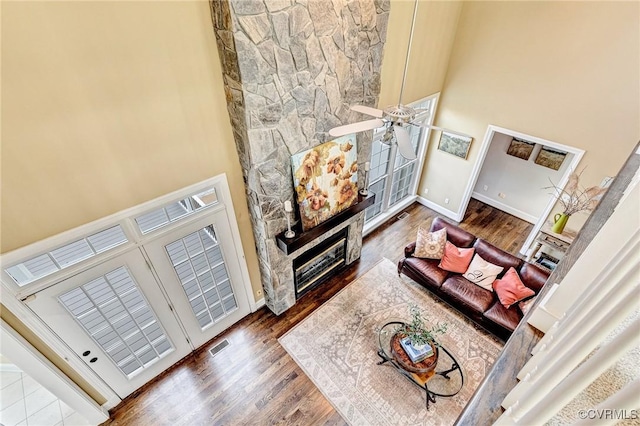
[397,217,550,341]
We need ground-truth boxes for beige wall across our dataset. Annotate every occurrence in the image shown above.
[379,0,463,107]
[419,1,640,224]
[1,2,262,298]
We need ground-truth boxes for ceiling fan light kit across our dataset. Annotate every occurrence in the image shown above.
[328,0,471,161]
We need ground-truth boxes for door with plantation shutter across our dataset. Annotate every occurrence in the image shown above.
[28,250,191,398]
[143,210,250,349]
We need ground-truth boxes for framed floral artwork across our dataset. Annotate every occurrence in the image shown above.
[291,135,358,231]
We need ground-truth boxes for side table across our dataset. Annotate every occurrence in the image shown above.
[527,222,577,263]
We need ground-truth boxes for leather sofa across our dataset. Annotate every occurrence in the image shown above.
[398,217,550,341]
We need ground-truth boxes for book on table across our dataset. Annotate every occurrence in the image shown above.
[400,337,434,363]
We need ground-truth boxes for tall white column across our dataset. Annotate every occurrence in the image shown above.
[497,318,640,425]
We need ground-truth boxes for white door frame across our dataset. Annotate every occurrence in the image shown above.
[458,125,585,256]
[0,319,109,425]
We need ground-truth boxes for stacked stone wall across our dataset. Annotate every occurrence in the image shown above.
[210,0,389,313]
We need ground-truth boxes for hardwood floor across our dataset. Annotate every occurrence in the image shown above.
[101,199,531,426]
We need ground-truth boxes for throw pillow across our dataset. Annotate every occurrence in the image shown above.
[414,227,447,259]
[493,267,536,308]
[463,254,504,291]
[519,296,537,316]
[439,241,475,273]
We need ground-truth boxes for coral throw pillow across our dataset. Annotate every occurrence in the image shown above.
[463,254,504,291]
[493,267,536,308]
[439,241,475,273]
[414,227,447,259]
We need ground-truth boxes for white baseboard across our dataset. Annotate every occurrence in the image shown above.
[471,192,538,224]
[251,297,265,312]
[416,196,463,222]
[363,196,417,236]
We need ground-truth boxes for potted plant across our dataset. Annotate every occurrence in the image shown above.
[388,304,447,373]
[399,304,448,350]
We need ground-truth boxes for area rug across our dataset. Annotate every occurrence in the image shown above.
[279,258,504,425]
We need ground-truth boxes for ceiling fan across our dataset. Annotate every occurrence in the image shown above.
[328,1,468,160]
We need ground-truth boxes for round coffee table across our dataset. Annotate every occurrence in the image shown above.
[377,321,464,409]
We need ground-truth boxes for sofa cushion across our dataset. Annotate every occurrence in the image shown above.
[403,257,450,289]
[484,302,522,332]
[439,241,475,273]
[463,254,504,291]
[414,226,447,259]
[518,263,549,293]
[430,217,476,248]
[473,239,522,274]
[519,296,537,316]
[441,275,495,314]
[493,267,536,308]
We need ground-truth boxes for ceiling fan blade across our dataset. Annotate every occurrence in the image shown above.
[416,123,473,140]
[393,125,417,160]
[350,105,384,118]
[329,119,385,137]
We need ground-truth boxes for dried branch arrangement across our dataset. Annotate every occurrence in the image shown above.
[545,169,608,216]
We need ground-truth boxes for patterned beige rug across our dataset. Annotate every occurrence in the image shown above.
[279,258,504,425]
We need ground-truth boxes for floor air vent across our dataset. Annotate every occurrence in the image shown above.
[397,212,410,220]
[208,339,230,357]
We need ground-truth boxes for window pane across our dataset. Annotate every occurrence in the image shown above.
[369,138,391,182]
[134,187,218,234]
[58,267,173,378]
[390,163,416,206]
[165,225,237,331]
[5,225,128,287]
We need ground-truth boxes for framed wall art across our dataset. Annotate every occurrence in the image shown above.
[291,135,359,231]
[535,146,567,170]
[437,132,473,160]
[506,138,535,160]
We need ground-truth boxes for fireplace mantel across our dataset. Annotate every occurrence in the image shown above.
[275,194,375,255]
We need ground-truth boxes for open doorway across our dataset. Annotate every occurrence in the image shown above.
[459,125,585,256]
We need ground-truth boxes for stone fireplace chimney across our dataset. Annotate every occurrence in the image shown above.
[210,0,389,314]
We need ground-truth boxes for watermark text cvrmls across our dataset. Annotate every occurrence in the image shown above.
[578,409,639,420]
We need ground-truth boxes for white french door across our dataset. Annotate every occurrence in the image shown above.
[5,175,255,403]
[28,249,191,399]
[143,211,250,349]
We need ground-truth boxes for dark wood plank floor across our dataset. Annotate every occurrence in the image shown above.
[101,199,531,426]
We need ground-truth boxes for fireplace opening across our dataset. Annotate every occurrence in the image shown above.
[293,228,348,299]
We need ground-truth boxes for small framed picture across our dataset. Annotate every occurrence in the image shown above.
[506,138,535,160]
[437,132,473,160]
[535,146,567,170]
